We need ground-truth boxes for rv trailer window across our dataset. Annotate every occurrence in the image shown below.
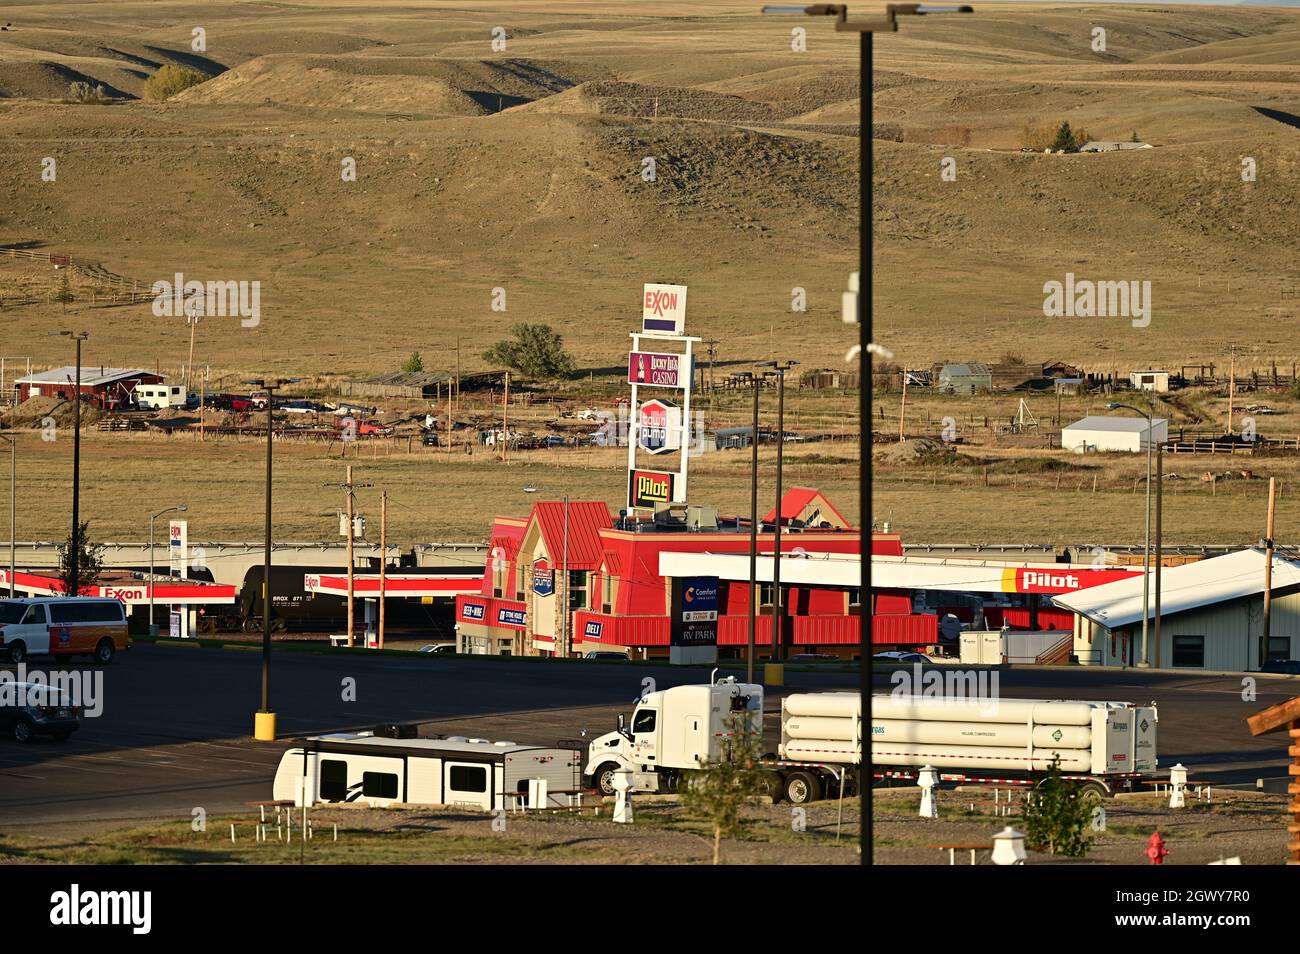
[362,772,399,799]
[632,709,657,734]
[320,759,349,801]
[448,765,488,793]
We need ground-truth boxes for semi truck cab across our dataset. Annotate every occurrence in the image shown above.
[585,677,763,796]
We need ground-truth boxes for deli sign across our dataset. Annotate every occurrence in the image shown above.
[642,283,687,335]
[628,469,675,509]
[628,351,684,388]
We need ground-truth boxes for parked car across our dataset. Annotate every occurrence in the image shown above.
[873,651,928,664]
[1,683,81,742]
[1259,659,1300,675]
[584,651,629,661]
[358,420,393,436]
[418,643,456,654]
[421,431,440,447]
[540,435,567,448]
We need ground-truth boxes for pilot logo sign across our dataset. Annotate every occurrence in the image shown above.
[628,469,675,509]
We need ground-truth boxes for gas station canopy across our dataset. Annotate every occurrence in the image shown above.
[0,570,236,605]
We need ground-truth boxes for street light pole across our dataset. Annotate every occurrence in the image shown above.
[0,434,13,598]
[148,504,188,634]
[1107,400,1156,667]
[50,331,89,594]
[747,375,760,684]
[762,361,799,663]
[252,380,282,740]
[761,1,974,867]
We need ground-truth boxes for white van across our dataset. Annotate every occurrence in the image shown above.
[0,597,129,664]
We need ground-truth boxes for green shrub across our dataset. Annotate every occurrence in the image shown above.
[1022,756,1095,857]
[143,65,207,102]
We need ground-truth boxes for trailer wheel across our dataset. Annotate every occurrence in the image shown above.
[783,770,822,805]
[764,771,784,804]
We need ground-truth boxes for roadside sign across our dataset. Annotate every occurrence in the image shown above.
[532,557,554,597]
[628,469,675,509]
[642,283,687,335]
[637,399,680,454]
[670,575,719,665]
[628,350,686,388]
[169,520,188,580]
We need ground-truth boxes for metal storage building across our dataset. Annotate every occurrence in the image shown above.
[937,363,992,395]
[1053,548,1300,670]
[1061,415,1167,453]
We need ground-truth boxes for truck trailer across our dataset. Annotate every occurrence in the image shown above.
[585,679,1158,804]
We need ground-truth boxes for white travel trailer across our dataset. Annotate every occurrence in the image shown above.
[133,382,192,410]
[273,732,583,811]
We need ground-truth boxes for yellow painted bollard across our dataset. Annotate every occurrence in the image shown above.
[764,663,784,687]
[254,710,277,741]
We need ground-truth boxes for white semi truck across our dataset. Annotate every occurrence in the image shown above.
[584,676,859,804]
[585,678,1159,804]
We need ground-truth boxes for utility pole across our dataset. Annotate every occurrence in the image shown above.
[455,337,461,414]
[0,434,14,598]
[1154,447,1163,666]
[328,466,372,648]
[747,376,760,683]
[502,372,510,463]
[898,368,907,441]
[1262,477,1277,668]
[1227,349,1236,435]
[50,330,88,594]
[379,490,387,650]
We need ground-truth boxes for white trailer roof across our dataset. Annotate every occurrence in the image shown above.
[1052,547,1300,629]
[305,732,560,757]
[1063,415,1166,433]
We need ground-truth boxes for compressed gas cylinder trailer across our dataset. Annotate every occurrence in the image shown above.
[870,694,1159,795]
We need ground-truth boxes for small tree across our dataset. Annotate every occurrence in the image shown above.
[143,65,207,102]
[1021,756,1095,857]
[57,520,106,596]
[677,711,773,865]
[402,351,424,373]
[68,81,110,104]
[1050,121,1077,153]
[483,323,577,380]
[55,271,74,311]
[1130,130,1140,143]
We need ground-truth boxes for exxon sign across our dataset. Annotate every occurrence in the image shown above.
[642,283,687,335]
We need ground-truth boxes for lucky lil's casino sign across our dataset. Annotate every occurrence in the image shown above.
[628,469,675,509]
[628,350,684,388]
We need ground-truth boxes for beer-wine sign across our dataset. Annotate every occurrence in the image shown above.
[628,469,675,509]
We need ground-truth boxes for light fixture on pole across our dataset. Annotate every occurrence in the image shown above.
[760,0,974,867]
[148,504,188,635]
[524,486,570,658]
[1106,401,1157,668]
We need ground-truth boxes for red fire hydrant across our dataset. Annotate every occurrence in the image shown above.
[1145,831,1168,865]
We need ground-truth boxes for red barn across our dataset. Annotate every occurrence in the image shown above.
[14,366,164,410]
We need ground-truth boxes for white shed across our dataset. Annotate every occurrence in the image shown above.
[1129,370,1170,393]
[1061,415,1167,453]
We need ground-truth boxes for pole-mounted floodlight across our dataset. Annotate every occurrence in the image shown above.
[760,0,975,868]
